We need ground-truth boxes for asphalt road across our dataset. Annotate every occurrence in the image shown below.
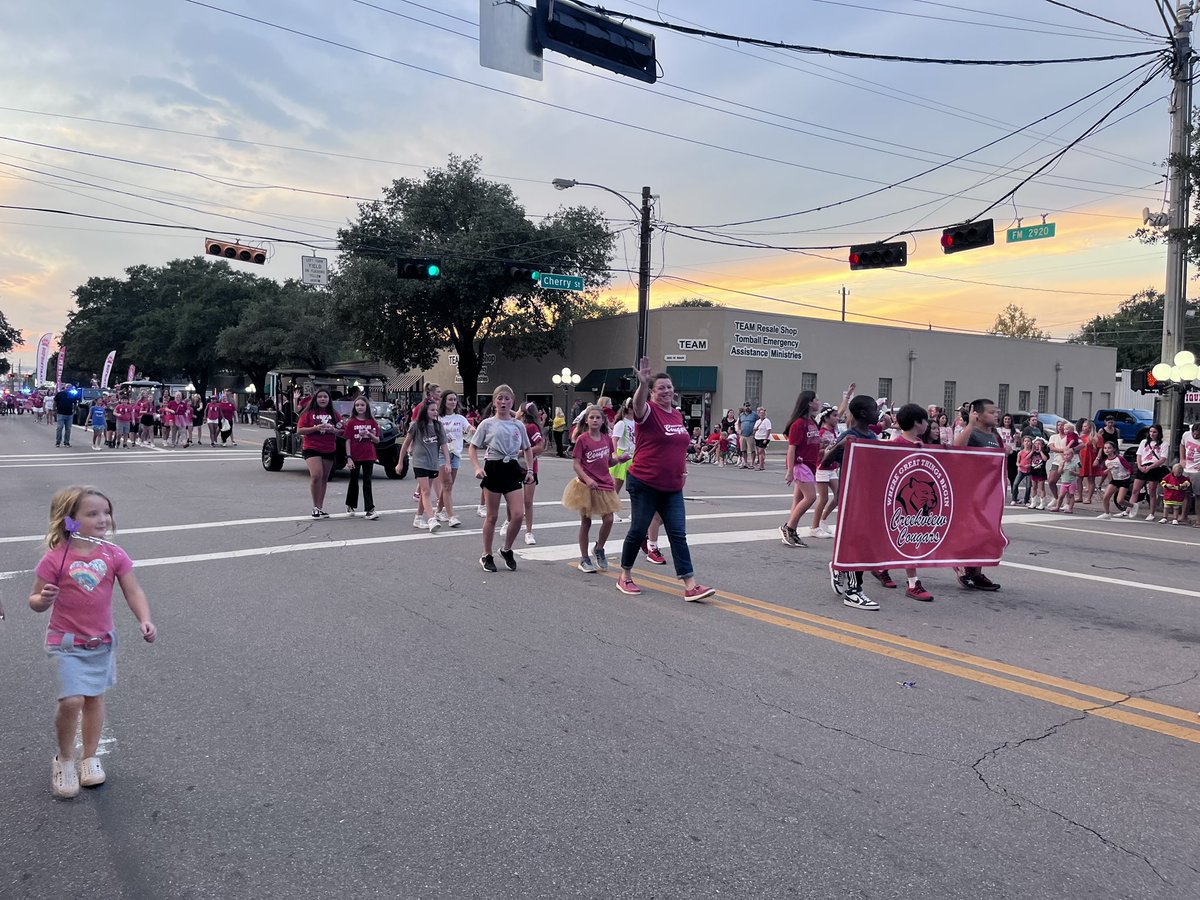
[1,415,1198,899]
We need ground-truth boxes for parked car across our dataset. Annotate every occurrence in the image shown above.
[258,369,404,479]
[1093,408,1154,446]
[1005,411,1071,440]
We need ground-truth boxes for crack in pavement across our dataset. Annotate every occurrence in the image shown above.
[968,671,1200,886]
[579,629,719,689]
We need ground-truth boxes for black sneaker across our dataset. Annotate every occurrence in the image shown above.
[842,588,879,611]
[480,554,498,573]
[828,561,845,596]
[970,572,1001,591]
[499,549,517,571]
[318,509,330,518]
[311,507,322,519]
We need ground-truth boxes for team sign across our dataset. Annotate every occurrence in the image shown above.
[729,319,803,361]
[832,442,1008,571]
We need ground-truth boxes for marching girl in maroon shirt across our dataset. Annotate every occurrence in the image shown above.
[563,405,630,573]
[296,390,341,518]
[343,396,380,520]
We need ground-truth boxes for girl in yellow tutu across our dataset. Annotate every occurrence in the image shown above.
[562,405,630,573]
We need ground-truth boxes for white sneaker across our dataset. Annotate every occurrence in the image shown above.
[448,516,462,528]
[436,511,450,523]
[1128,502,1139,518]
[1145,513,1155,521]
[807,526,822,538]
[413,516,428,529]
[524,531,536,545]
[79,756,106,787]
[612,513,623,523]
[427,519,441,534]
[1096,513,1112,519]
[51,755,79,798]
[1036,499,1046,510]
[819,525,836,538]
[476,505,486,517]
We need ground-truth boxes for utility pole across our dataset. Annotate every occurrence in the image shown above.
[1161,3,1194,460]
[636,185,653,364]
[841,285,848,322]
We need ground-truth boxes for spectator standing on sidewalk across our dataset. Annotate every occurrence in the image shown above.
[737,403,758,469]
[52,385,78,447]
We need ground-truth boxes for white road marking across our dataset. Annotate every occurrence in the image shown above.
[997,560,1200,600]
[0,455,262,469]
[1003,516,1200,547]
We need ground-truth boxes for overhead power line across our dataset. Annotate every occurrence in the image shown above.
[573,2,1167,65]
[1040,0,1163,40]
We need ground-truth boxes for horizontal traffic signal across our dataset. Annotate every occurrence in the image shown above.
[941,219,994,254]
[848,241,907,270]
[396,257,441,280]
[503,262,542,284]
[205,238,266,265]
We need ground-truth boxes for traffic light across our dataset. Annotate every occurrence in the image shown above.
[941,219,994,255]
[205,238,266,264]
[396,257,441,280]
[848,241,907,270]
[1131,366,1162,393]
[503,262,542,284]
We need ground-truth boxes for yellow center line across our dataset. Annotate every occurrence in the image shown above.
[612,566,1200,745]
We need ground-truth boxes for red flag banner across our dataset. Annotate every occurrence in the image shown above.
[832,441,1008,571]
[34,332,52,383]
[101,351,116,389]
[55,346,66,390]
[127,364,136,383]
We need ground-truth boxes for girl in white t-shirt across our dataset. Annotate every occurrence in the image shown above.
[1181,423,1200,524]
[434,390,473,528]
[609,400,636,522]
[752,406,772,471]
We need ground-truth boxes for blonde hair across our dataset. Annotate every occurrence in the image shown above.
[46,486,115,549]
[492,383,514,401]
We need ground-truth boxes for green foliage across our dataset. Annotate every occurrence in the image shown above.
[0,305,22,375]
[662,297,723,308]
[334,154,615,400]
[1069,287,1199,370]
[988,303,1048,341]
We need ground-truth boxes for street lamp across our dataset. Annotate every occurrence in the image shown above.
[553,178,653,365]
[553,366,582,418]
[1150,350,1198,462]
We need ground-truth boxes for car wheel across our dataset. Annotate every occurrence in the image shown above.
[380,446,403,479]
[262,439,284,471]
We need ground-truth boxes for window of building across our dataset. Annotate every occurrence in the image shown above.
[1081,390,1092,417]
[997,383,1010,413]
[877,377,893,403]
[1018,390,1031,410]
[1062,387,1073,421]
[943,381,956,413]
[744,370,763,408]
[801,372,818,393]
[1100,391,1111,408]
[1037,385,1049,411]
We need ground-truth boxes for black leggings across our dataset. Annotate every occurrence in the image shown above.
[553,430,565,456]
[345,461,375,511]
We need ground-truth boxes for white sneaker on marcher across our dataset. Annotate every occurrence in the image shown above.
[428,519,441,534]
[436,511,450,522]
[1096,513,1112,519]
[612,513,623,523]
[1145,513,1155,521]
[414,516,428,529]
[1128,502,1139,518]
[476,505,486,517]
[448,516,462,528]
[524,531,536,545]
[51,755,79,798]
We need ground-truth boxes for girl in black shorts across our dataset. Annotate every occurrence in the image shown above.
[296,389,341,518]
[1129,424,1168,521]
[467,385,534,573]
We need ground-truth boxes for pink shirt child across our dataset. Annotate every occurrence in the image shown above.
[573,432,616,491]
[35,542,133,645]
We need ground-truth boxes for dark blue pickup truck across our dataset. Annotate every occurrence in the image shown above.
[1093,408,1154,445]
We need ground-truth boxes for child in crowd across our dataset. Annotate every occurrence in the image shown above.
[809,405,841,539]
[820,394,881,611]
[468,385,534,573]
[400,397,451,533]
[89,398,106,451]
[1161,463,1191,525]
[343,396,380,520]
[28,486,156,799]
[563,405,630,573]
[1051,445,1080,514]
[1027,437,1049,509]
[1013,435,1033,506]
[1097,442,1133,519]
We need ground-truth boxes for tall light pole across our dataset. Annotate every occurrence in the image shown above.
[552,366,581,417]
[1160,3,1194,451]
[553,178,653,364]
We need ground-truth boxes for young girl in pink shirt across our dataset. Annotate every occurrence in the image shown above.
[28,486,156,799]
[563,405,630,573]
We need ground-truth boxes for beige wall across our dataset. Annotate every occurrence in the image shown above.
[408,306,1118,424]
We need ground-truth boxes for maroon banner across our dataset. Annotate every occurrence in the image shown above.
[55,345,66,390]
[832,441,1008,571]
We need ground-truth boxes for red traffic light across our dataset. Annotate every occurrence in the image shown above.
[940,233,954,250]
[205,238,267,265]
[1146,370,1159,390]
[848,241,907,270]
[941,219,994,255]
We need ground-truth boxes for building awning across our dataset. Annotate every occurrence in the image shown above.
[667,366,718,392]
[577,368,632,393]
[388,373,424,393]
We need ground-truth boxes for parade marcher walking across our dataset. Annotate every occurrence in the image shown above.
[434,390,471,528]
[563,405,629,573]
[296,389,340,518]
[469,385,534,573]
[609,399,636,523]
[952,398,1003,591]
[343,396,380,520]
[400,397,452,533]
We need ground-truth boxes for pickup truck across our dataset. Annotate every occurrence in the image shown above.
[1093,408,1154,446]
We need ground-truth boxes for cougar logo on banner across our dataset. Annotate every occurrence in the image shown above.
[884,453,953,559]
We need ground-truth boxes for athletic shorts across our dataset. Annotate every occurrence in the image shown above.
[481,459,525,495]
[139,414,154,427]
[302,449,336,461]
[1059,482,1077,496]
[816,468,837,484]
[116,421,131,433]
[755,438,769,449]
[413,466,440,480]
[1141,466,1169,483]
[792,462,815,483]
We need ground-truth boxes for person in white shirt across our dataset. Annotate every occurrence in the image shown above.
[752,406,772,471]
[1128,424,1168,521]
[1179,422,1200,525]
[434,390,473,528]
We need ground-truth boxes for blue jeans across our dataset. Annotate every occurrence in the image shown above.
[620,472,694,579]
[55,414,73,445]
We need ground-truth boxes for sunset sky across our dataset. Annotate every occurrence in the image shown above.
[0,0,1177,371]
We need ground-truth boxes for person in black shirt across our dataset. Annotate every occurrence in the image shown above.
[953,398,1003,591]
[52,386,79,447]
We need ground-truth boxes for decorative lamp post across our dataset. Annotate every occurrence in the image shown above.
[552,367,582,419]
[1151,350,1198,463]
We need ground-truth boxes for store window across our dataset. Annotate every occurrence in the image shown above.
[745,370,763,408]
[1018,390,1031,410]
[1062,387,1073,421]
[943,381,956,413]
[1100,391,1111,408]
[997,383,1009,413]
[877,377,892,403]
[1081,391,1093,417]
[801,372,818,392]
[1038,385,1049,411]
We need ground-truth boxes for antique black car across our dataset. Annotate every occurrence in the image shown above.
[258,369,404,478]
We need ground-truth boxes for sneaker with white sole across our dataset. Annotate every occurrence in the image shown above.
[51,755,79,798]
[524,532,536,545]
[497,521,508,539]
[477,505,487,517]
[499,548,517,571]
[1096,512,1112,519]
[365,509,379,520]
[612,514,623,523]
[1128,502,1140,518]
[480,554,497,573]
[1146,513,1156,521]
[593,547,609,570]
[578,557,598,573]
[79,756,106,787]
[414,516,428,529]
[436,511,450,522]
[448,516,461,528]
[828,561,845,596]
[346,507,358,517]
[842,587,879,611]
[427,519,441,534]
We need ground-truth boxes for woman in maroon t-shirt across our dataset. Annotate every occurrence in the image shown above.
[780,389,823,548]
[296,389,341,518]
[616,357,714,601]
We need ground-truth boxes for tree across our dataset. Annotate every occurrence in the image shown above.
[1135,110,1200,266]
[988,303,1049,341]
[334,155,615,401]
[662,297,723,308]
[1069,287,1199,370]
[0,305,22,375]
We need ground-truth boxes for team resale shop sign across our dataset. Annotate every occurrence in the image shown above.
[832,442,1009,571]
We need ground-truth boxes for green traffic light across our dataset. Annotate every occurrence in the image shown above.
[531,270,541,281]
[427,263,440,278]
